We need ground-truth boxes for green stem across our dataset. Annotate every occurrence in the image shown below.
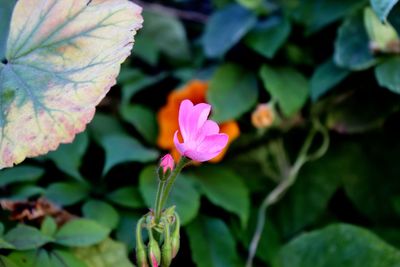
[246,125,328,267]
[154,179,167,223]
[155,157,190,223]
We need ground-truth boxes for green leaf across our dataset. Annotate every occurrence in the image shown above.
[186,216,240,267]
[4,224,52,250]
[292,0,365,34]
[310,59,350,101]
[45,132,89,181]
[0,256,18,267]
[0,257,17,267]
[236,0,263,9]
[0,238,15,250]
[340,137,400,223]
[245,17,291,59]
[11,185,45,200]
[89,113,126,144]
[334,11,377,70]
[120,70,166,105]
[207,63,258,122]
[9,249,87,267]
[116,212,142,251]
[139,165,200,225]
[41,217,57,237]
[375,57,400,93]
[55,219,110,247]
[0,0,142,168]
[82,200,120,230]
[0,0,15,60]
[120,104,158,144]
[101,134,159,175]
[274,224,400,267]
[190,166,250,227]
[45,182,89,206]
[73,238,134,267]
[371,0,399,21]
[107,187,145,209]
[260,65,309,116]
[203,4,257,57]
[364,7,399,51]
[0,165,44,187]
[135,11,190,63]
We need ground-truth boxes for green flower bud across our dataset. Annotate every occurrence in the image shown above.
[136,218,149,267]
[171,213,181,259]
[148,228,161,267]
[161,219,172,267]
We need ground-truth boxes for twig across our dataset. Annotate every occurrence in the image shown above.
[133,0,208,23]
[246,123,330,267]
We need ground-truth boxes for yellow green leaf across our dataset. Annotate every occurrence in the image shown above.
[364,7,399,52]
[0,0,143,168]
[73,238,134,267]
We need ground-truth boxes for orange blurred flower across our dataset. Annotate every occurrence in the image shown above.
[157,80,240,163]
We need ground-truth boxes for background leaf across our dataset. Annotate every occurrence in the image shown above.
[4,225,52,250]
[334,11,377,70]
[55,219,110,247]
[82,200,120,230]
[190,166,250,227]
[101,134,159,175]
[45,182,89,206]
[275,224,400,267]
[260,65,309,116]
[375,57,400,93]
[186,216,241,267]
[73,238,134,267]
[0,165,44,187]
[45,132,89,181]
[135,11,190,64]
[311,59,350,101]
[245,17,291,59]
[207,63,258,122]
[107,187,145,209]
[202,4,257,57]
[371,0,399,21]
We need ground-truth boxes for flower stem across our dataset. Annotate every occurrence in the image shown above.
[154,179,167,224]
[155,157,190,223]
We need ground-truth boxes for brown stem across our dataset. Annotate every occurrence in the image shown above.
[133,0,208,23]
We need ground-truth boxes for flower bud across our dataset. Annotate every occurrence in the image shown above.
[251,103,275,129]
[158,154,174,180]
[171,213,180,259]
[136,218,149,267]
[148,229,161,267]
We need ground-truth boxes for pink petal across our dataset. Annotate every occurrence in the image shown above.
[195,120,220,141]
[197,133,229,154]
[178,100,194,141]
[184,149,221,162]
[174,130,187,155]
[183,103,211,141]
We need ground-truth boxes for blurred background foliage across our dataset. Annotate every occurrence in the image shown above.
[1,0,400,266]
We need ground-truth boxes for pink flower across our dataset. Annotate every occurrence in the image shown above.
[173,100,229,162]
[160,154,174,174]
